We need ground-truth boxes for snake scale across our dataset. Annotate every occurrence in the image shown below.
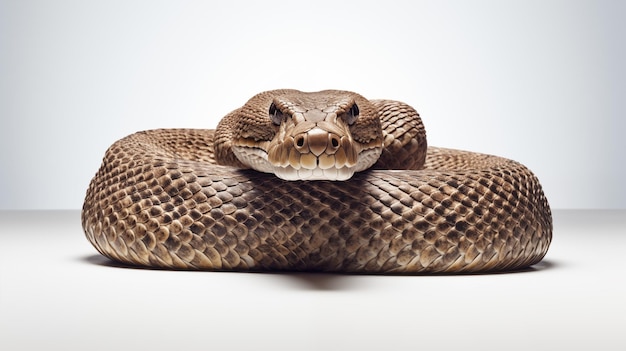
[82,89,552,273]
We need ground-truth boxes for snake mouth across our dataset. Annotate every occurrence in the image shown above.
[231,142,382,181]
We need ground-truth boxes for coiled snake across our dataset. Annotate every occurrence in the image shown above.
[82,89,552,273]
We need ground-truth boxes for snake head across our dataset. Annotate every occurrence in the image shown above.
[216,89,384,181]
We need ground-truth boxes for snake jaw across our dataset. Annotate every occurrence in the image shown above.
[231,142,382,181]
[232,126,383,181]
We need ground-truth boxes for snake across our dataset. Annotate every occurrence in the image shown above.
[82,89,552,273]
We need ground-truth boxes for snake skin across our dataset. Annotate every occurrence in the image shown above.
[82,91,552,273]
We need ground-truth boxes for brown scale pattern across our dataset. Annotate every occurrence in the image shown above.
[83,124,552,273]
[371,99,427,171]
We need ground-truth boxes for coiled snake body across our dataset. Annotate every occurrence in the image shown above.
[82,90,552,273]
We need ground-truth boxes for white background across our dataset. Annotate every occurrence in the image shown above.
[1,0,624,209]
[1,3,625,350]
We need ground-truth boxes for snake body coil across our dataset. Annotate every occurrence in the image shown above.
[82,90,551,273]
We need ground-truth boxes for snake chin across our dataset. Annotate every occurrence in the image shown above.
[232,145,381,181]
[274,166,354,181]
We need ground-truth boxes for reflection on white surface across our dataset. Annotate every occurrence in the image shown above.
[0,210,625,350]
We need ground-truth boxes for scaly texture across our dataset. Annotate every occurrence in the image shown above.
[82,90,551,273]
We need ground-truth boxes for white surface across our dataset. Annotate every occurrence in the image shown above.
[1,0,625,209]
[0,210,624,351]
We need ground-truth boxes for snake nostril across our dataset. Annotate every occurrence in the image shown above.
[295,136,305,148]
[330,135,340,149]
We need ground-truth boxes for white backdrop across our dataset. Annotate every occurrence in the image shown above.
[1,0,624,209]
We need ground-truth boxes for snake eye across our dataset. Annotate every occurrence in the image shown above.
[269,102,283,126]
[345,103,359,125]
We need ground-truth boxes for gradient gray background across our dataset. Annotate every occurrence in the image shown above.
[1,0,624,210]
